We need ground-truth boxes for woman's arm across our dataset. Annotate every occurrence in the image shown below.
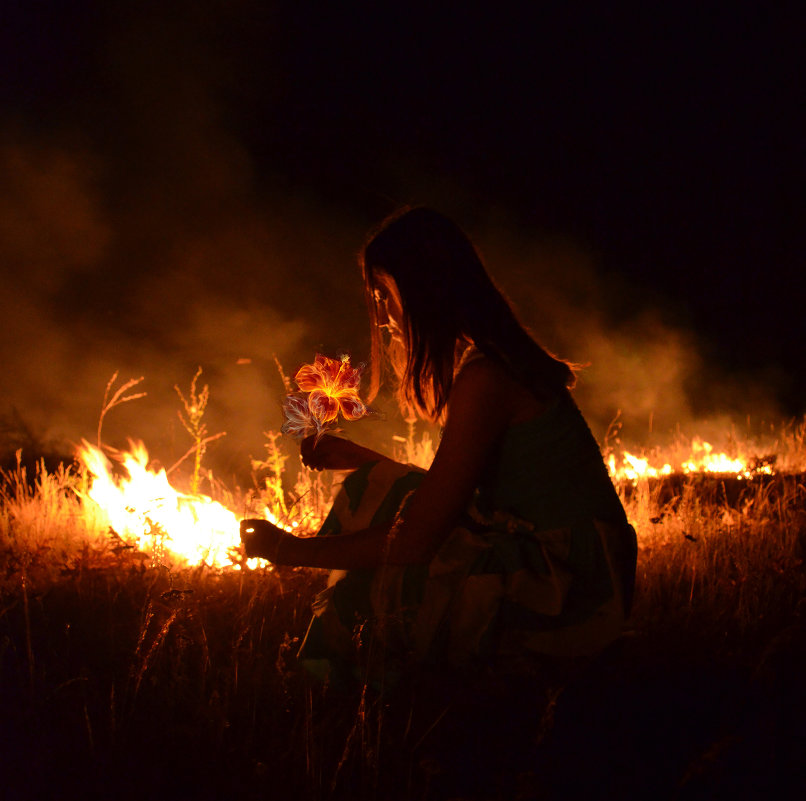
[300,434,390,471]
[384,358,517,562]
[241,518,395,568]
[244,359,520,569]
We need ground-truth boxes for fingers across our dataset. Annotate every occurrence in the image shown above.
[240,519,283,560]
[240,520,259,557]
[300,450,322,471]
[240,519,269,536]
[299,434,315,464]
[300,434,326,470]
[301,433,360,471]
[240,519,283,536]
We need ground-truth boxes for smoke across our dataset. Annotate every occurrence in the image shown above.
[0,125,372,478]
[0,139,112,452]
[0,122,783,476]
[0,2,371,478]
[474,223,783,447]
[0,2,378,481]
[0,2,787,481]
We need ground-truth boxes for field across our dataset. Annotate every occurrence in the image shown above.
[1,421,805,800]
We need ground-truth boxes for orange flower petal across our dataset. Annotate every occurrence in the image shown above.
[316,353,342,383]
[294,362,327,392]
[338,394,366,421]
[308,390,340,424]
[336,362,363,392]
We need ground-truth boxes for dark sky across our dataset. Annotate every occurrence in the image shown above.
[1,1,803,474]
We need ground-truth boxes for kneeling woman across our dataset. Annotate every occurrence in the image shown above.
[241,208,636,680]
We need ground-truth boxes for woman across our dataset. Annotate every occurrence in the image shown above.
[241,208,636,678]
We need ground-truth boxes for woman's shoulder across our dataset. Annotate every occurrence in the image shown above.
[453,349,510,389]
[452,351,551,424]
[454,344,486,373]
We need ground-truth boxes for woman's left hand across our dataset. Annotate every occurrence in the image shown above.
[300,434,382,471]
[240,519,286,561]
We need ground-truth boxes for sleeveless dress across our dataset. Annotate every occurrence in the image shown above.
[297,390,637,682]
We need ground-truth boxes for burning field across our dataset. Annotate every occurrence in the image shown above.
[1,381,805,801]
[1,2,801,797]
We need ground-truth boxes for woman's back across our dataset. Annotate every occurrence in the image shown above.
[475,390,628,532]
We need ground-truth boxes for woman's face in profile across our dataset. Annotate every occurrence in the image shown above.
[372,271,404,341]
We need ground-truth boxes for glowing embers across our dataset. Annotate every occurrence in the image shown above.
[608,436,775,483]
[78,441,283,569]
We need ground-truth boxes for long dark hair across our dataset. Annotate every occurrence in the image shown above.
[360,207,575,422]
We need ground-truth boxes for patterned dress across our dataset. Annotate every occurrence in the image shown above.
[297,390,636,682]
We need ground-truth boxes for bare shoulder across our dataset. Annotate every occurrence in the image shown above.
[451,355,513,409]
[454,353,513,390]
[453,355,548,423]
[447,356,521,432]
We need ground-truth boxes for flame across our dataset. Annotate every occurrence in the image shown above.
[77,440,283,569]
[609,452,673,482]
[608,436,774,482]
[680,438,748,475]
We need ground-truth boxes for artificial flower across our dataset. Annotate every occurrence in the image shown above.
[293,354,366,424]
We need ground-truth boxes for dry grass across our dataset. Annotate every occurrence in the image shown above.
[625,472,805,652]
[1,421,805,800]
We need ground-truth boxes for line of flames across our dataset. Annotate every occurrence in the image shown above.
[77,436,774,570]
[607,436,774,482]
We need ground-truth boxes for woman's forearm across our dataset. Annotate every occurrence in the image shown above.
[341,442,391,469]
[275,523,430,569]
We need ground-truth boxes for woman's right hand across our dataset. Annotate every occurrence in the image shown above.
[240,519,285,561]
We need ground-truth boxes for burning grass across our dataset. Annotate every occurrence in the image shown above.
[1,416,805,799]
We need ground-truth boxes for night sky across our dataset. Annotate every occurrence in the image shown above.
[1,1,803,476]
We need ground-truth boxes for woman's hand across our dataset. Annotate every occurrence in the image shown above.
[240,519,286,561]
[301,434,381,471]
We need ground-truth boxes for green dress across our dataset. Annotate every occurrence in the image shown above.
[297,390,636,681]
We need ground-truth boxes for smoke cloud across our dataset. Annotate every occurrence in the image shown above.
[0,128,373,479]
[0,3,785,483]
[474,223,783,447]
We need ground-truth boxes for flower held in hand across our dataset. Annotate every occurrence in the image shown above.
[282,353,368,438]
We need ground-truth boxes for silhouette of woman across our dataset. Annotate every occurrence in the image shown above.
[241,208,636,680]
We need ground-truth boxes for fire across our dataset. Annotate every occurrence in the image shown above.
[75,427,781,569]
[77,441,284,569]
[608,437,775,482]
[608,452,673,482]
[680,438,751,475]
